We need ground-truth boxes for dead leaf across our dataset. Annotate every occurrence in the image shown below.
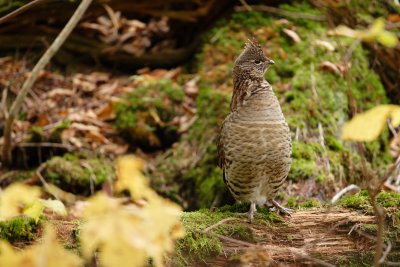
[95,102,115,120]
[283,28,301,43]
[313,40,335,51]
[184,76,199,97]
[319,61,350,76]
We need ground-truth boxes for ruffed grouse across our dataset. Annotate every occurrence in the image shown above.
[217,39,292,221]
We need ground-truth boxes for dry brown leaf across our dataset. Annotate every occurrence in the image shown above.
[184,76,199,97]
[96,102,115,120]
[85,130,110,144]
[282,28,301,43]
[388,14,400,23]
[71,122,100,132]
[319,61,342,76]
[35,114,50,127]
[100,143,129,155]
[46,88,74,98]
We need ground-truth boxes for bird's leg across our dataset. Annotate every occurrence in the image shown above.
[271,199,293,217]
[248,202,257,222]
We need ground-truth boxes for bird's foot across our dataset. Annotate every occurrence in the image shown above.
[248,202,257,223]
[270,199,293,217]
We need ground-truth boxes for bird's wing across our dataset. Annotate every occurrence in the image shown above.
[216,118,228,169]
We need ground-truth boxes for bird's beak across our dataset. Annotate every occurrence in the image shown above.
[269,59,275,65]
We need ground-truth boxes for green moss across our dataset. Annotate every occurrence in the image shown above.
[359,223,377,234]
[340,190,370,210]
[286,196,299,209]
[377,192,400,208]
[0,216,39,242]
[217,203,283,223]
[43,153,114,195]
[114,78,184,150]
[300,198,322,208]
[340,190,400,211]
[289,158,318,181]
[175,209,252,266]
[153,1,390,209]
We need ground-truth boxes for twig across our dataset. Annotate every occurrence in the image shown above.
[288,248,336,267]
[1,88,8,118]
[0,0,46,25]
[331,184,361,204]
[387,119,398,137]
[234,5,325,21]
[386,261,400,266]
[379,241,392,265]
[1,0,93,167]
[370,192,385,267]
[16,142,74,150]
[238,0,252,11]
[200,230,257,248]
[203,217,238,233]
[36,163,61,201]
[81,161,95,195]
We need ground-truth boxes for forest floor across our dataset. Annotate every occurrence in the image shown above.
[1,1,400,266]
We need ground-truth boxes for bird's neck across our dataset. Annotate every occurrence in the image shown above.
[231,76,271,112]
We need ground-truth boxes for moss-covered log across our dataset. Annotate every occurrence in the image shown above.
[174,207,386,266]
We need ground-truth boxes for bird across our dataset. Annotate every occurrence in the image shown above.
[217,39,292,221]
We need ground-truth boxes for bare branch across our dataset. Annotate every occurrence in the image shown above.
[0,0,46,25]
[1,0,93,166]
[203,217,238,233]
[379,241,392,265]
[234,5,325,21]
[331,184,361,204]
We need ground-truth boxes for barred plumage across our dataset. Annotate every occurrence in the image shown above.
[217,39,292,221]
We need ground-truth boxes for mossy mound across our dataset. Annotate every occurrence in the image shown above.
[199,2,390,188]
[0,216,39,243]
[114,78,185,151]
[149,1,391,209]
[42,153,114,195]
[341,190,400,210]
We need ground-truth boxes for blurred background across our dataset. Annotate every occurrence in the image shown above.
[0,0,399,210]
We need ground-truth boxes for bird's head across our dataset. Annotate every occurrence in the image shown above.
[233,39,274,79]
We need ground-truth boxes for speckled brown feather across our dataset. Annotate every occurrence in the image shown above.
[217,40,291,212]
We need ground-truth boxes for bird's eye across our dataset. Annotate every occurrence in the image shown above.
[254,60,262,65]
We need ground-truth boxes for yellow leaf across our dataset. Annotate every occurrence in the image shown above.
[23,200,44,223]
[0,184,41,220]
[99,237,147,267]
[40,199,67,216]
[360,18,385,41]
[115,155,154,200]
[377,31,398,48]
[81,192,184,267]
[0,224,82,267]
[342,105,400,141]
[0,241,21,266]
[330,18,398,48]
